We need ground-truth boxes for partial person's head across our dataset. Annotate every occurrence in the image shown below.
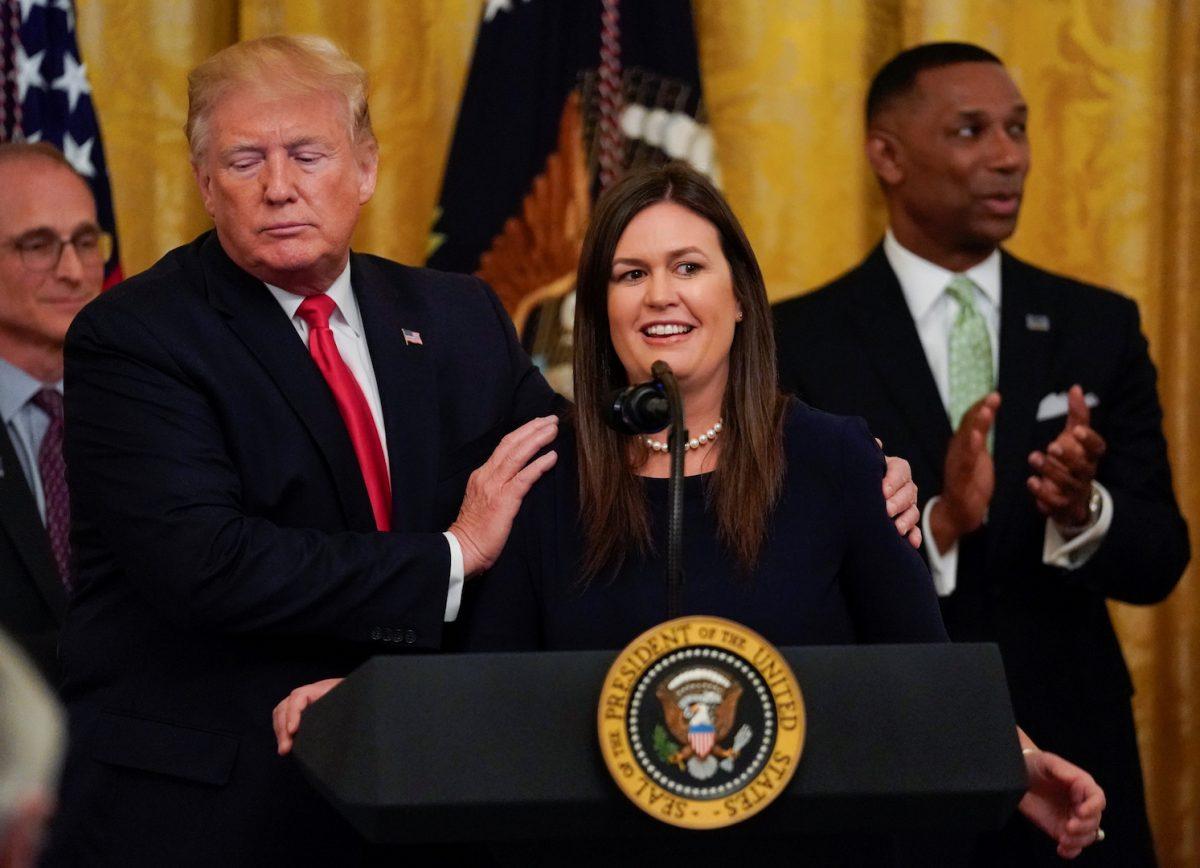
[865,42,1028,270]
[574,163,776,417]
[0,143,105,381]
[187,35,379,294]
[572,164,785,579]
[0,631,66,868]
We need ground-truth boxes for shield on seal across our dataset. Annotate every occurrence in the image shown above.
[660,667,740,763]
[688,721,716,758]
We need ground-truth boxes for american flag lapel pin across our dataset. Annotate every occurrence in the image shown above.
[402,328,423,346]
[1025,314,1051,332]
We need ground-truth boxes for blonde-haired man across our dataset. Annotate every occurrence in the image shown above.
[48,35,560,865]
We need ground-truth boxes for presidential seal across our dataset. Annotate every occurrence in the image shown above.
[597,616,805,830]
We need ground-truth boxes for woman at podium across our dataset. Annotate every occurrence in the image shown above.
[275,163,1104,861]
[462,166,945,652]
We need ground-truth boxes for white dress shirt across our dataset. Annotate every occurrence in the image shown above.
[882,231,1112,596]
[266,265,465,621]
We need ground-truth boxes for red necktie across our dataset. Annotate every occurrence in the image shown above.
[296,294,392,531]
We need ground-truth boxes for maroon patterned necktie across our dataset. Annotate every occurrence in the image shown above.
[31,389,72,590]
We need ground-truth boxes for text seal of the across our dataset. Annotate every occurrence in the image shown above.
[597,615,805,830]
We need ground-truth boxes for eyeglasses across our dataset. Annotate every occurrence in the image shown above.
[4,228,113,272]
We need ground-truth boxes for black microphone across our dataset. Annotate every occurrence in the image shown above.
[608,362,687,617]
[606,380,670,434]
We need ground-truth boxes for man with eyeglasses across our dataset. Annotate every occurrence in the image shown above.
[0,142,108,684]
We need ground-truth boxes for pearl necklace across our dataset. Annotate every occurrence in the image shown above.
[643,420,723,453]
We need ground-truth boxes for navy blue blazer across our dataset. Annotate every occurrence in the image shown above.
[51,232,557,866]
[461,400,948,653]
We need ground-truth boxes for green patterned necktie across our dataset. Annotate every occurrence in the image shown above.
[945,274,994,430]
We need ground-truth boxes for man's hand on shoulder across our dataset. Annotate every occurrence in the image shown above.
[930,392,1000,553]
[878,441,922,549]
[1027,385,1107,529]
[449,415,559,577]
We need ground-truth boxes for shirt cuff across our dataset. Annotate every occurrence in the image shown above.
[443,531,465,622]
[1043,482,1113,570]
[922,495,959,597]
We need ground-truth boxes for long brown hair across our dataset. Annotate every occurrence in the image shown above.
[574,163,787,580]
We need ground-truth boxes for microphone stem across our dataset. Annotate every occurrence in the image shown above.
[652,361,686,619]
[667,421,685,618]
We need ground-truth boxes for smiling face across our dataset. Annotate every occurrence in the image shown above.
[193,86,378,294]
[607,201,741,410]
[868,61,1029,270]
[0,156,102,378]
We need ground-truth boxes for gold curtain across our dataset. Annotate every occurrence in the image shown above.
[697,3,1200,864]
[76,1,1197,864]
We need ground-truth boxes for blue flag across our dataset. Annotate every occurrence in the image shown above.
[429,0,706,277]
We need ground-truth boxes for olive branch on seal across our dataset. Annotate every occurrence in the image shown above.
[653,724,680,762]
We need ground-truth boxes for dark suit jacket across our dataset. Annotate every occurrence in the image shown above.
[0,427,68,681]
[51,232,557,866]
[774,243,1189,866]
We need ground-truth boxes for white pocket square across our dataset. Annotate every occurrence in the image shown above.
[1036,391,1099,422]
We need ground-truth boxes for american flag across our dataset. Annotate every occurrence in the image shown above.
[401,329,423,346]
[1,0,123,287]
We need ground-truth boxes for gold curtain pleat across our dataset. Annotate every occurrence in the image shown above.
[1147,2,1200,863]
[75,1,1198,863]
[74,0,236,273]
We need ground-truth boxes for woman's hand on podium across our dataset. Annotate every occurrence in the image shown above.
[273,678,344,755]
[1018,748,1106,859]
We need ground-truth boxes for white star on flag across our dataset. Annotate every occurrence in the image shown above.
[53,0,75,31]
[484,0,532,23]
[63,132,95,177]
[18,0,48,24]
[483,0,512,22]
[15,46,47,102]
[52,52,92,113]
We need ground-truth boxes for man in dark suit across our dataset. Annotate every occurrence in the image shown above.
[0,143,105,683]
[48,35,561,866]
[775,43,1189,866]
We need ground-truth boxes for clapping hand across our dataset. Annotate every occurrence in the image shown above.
[929,392,1001,552]
[1027,385,1106,528]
